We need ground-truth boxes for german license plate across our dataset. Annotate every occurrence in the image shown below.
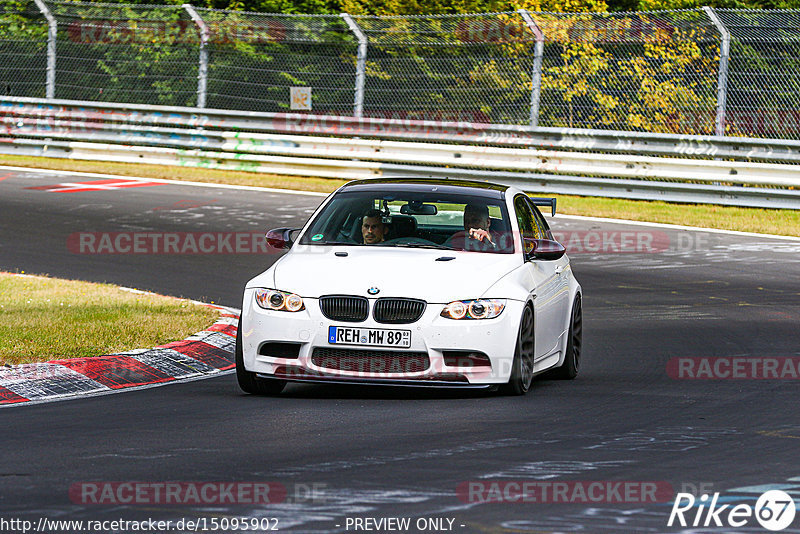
[328,326,411,348]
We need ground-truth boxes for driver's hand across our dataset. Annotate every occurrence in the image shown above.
[468,228,494,246]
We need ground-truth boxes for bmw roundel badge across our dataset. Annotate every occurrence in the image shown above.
[367,287,380,295]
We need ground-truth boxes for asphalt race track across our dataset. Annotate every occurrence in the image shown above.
[1,167,800,533]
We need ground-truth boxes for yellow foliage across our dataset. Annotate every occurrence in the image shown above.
[470,60,515,89]
[514,0,608,13]
[637,0,703,10]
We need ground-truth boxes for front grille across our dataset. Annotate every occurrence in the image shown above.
[373,298,426,324]
[319,295,369,322]
[311,347,430,374]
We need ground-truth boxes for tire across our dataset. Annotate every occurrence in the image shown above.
[235,317,286,396]
[550,294,582,380]
[499,304,535,396]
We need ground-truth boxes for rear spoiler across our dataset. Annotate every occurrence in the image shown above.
[530,197,557,217]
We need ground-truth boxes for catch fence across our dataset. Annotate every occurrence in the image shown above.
[2,2,800,138]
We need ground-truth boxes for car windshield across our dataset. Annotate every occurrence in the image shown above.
[298,189,514,254]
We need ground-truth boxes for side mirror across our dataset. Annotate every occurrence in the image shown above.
[265,227,299,250]
[524,238,566,261]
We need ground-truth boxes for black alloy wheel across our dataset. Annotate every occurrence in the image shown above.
[235,317,287,396]
[550,294,582,380]
[500,304,535,396]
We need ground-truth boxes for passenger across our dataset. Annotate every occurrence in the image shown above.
[361,209,388,244]
[445,203,501,251]
[462,203,495,246]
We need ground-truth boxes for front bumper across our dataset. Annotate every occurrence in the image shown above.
[241,288,524,386]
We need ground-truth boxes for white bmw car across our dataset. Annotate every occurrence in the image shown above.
[236,178,582,396]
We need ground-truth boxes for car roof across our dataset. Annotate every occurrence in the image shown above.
[340,178,509,200]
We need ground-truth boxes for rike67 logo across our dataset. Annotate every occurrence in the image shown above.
[668,490,796,531]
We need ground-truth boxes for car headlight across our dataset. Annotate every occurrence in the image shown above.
[441,299,505,320]
[255,289,305,312]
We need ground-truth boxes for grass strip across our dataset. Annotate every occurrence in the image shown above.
[2,154,798,237]
[549,195,800,237]
[0,272,221,365]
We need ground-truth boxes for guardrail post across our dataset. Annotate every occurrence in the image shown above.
[33,0,56,99]
[704,6,730,137]
[183,4,209,108]
[518,10,544,128]
[340,13,367,118]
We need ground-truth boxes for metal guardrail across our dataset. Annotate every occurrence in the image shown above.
[6,96,800,163]
[2,96,800,209]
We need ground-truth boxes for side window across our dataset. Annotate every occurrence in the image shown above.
[526,200,550,240]
[514,196,537,253]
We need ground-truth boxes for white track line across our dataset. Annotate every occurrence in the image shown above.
[4,163,798,241]
[0,164,329,197]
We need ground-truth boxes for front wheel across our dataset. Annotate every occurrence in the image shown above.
[499,305,535,396]
[550,294,582,380]
[235,317,286,396]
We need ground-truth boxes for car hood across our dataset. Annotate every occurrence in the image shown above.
[250,245,521,303]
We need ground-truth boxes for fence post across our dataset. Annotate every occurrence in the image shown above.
[183,4,209,108]
[33,0,56,99]
[518,9,544,128]
[704,6,730,137]
[340,13,367,118]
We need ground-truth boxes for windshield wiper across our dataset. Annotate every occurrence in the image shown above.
[390,243,451,250]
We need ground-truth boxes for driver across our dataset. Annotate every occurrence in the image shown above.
[361,209,388,244]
